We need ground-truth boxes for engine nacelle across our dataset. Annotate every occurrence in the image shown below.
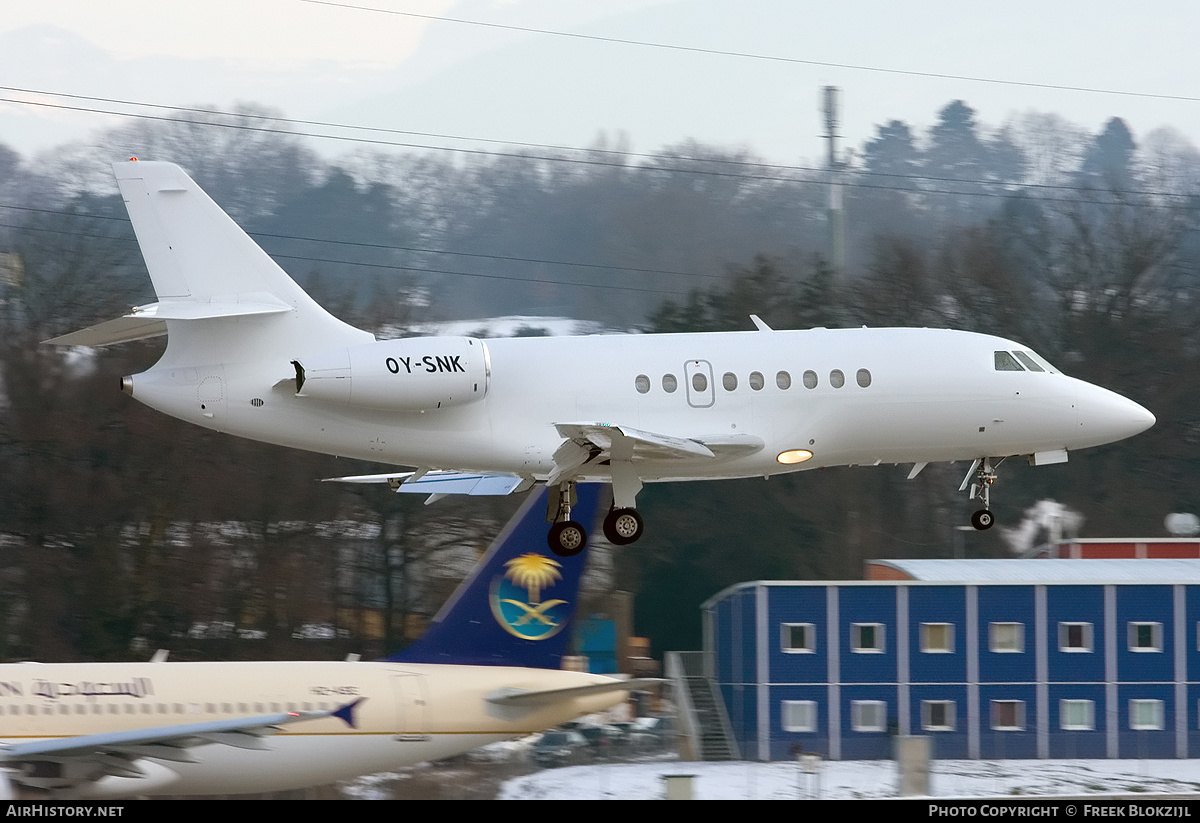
[295,336,489,411]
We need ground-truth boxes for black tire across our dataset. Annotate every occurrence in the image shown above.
[971,509,995,531]
[548,520,587,556]
[603,508,644,545]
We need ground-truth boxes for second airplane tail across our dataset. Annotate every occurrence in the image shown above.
[390,484,604,668]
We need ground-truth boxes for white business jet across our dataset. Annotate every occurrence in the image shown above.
[1,485,648,799]
[48,161,1155,555]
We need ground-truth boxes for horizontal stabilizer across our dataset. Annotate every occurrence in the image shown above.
[323,470,530,496]
[44,297,293,348]
[486,678,662,708]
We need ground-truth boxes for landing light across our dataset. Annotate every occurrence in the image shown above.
[777,449,813,465]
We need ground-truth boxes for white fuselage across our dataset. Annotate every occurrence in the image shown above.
[126,325,1154,482]
[0,661,623,798]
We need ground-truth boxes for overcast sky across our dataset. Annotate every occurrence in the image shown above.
[1,0,1198,167]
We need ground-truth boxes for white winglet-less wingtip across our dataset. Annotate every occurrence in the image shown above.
[48,161,1156,553]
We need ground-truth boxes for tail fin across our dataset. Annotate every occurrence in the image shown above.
[66,161,370,358]
[388,484,603,668]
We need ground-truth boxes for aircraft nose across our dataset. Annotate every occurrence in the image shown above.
[1076,384,1155,445]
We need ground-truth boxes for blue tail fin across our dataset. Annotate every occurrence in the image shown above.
[387,484,603,668]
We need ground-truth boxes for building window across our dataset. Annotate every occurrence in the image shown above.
[852,700,887,732]
[1060,700,1095,730]
[852,623,885,653]
[782,623,816,654]
[782,700,816,732]
[989,622,1024,653]
[1129,622,1162,652]
[920,623,954,653]
[991,700,1025,730]
[1059,622,1093,652]
[922,700,955,731]
[1130,700,1164,730]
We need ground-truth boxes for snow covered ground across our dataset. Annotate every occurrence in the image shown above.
[498,758,1200,800]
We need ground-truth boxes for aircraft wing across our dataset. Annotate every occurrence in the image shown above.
[323,470,533,498]
[554,423,764,463]
[1,702,359,793]
[486,678,663,708]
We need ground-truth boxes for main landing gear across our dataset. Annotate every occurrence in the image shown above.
[546,481,647,556]
[962,457,1000,531]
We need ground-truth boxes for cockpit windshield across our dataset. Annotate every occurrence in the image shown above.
[994,350,1060,374]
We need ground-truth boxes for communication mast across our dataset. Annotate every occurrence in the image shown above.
[822,86,846,274]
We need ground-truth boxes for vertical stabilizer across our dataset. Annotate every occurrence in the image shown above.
[389,485,604,668]
[112,160,370,360]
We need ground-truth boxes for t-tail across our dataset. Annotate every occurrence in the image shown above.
[388,484,603,668]
[45,160,372,363]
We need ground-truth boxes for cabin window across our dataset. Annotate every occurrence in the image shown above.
[991,700,1025,730]
[994,351,1024,371]
[722,372,737,391]
[692,372,708,392]
[1012,352,1044,372]
[776,370,791,390]
[1059,622,1093,652]
[852,700,887,732]
[830,369,845,388]
[1129,622,1162,652]
[1130,699,1164,730]
[803,370,818,389]
[856,368,872,388]
[782,700,817,732]
[852,623,885,653]
[782,622,816,653]
[1061,700,1095,730]
[634,374,650,394]
[749,371,765,391]
[921,623,954,653]
[990,622,1024,653]
[662,374,678,393]
[923,701,955,731]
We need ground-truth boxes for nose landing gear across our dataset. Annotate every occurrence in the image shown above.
[961,458,1000,531]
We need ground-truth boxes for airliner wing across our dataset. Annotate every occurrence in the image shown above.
[1,703,357,791]
[323,470,533,497]
[554,423,764,462]
[486,678,663,708]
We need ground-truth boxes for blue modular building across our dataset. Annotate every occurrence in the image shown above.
[701,559,1200,761]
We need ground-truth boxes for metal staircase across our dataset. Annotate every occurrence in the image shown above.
[665,651,740,761]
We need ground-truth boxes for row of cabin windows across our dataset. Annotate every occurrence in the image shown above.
[782,620,1167,655]
[781,698,1167,733]
[635,368,872,395]
[4,700,334,716]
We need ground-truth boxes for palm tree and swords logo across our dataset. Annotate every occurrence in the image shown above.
[490,553,571,640]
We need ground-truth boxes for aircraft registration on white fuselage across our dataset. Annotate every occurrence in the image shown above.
[0,486,648,799]
[47,161,1155,555]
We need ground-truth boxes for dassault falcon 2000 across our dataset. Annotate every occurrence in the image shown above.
[1,486,647,799]
[49,160,1155,555]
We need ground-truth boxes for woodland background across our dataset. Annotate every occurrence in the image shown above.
[1,100,1196,660]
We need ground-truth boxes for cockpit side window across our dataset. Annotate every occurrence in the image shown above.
[1023,350,1059,374]
[994,351,1024,371]
[1012,351,1044,372]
